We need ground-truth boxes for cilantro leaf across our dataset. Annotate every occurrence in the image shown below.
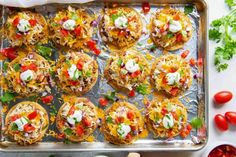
[13,64,20,71]
[190,117,203,129]
[225,0,236,7]
[136,84,148,95]
[106,116,113,123]
[117,58,123,66]
[11,123,18,131]
[64,128,73,136]
[0,92,16,103]
[104,91,116,101]
[184,6,194,15]
[209,28,221,41]
[3,62,8,72]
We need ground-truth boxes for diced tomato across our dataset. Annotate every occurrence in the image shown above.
[162,76,168,84]
[76,125,84,136]
[57,133,65,139]
[23,124,35,133]
[170,88,179,96]
[127,111,135,120]
[0,47,17,60]
[20,65,28,72]
[180,129,189,138]
[110,10,118,14]
[171,112,178,120]
[68,80,79,86]
[82,117,91,127]
[176,33,183,42]
[142,2,150,14]
[29,19,37,27]
[128,16,136,22]
[68,106,75,115]
[86,40,101,55]
[76,60,84,70]
[15,33,23,39]
[60,29,69,36]
[116,117,124,124]
[28,63,38,71]
[118,30,126,36]
[130,125,137,131]
[11,114,20,121]
[93,48,101,55]
[74,26,82,36]
[128,90,135,97]
[170,67,177,73]
[186,124,192,131]
[160,24,169,33]
[189,58,196,66]
[64,70,70,78]
[173,14,180,21]
[181,50,190,58]
[12,17,20,27]
[62,17,69,22]
[131,70,141,78]
[98,97,108,107]
[126,133,132,140]
[27,110,38,120]
[161,108,168,115]
[41,95,53,104]
[16,78,21,84]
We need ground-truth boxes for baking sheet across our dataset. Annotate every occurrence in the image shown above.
[0,0,208,152]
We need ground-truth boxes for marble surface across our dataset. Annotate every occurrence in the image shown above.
[1,0,236,156]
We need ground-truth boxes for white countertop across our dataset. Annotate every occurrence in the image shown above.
[2,0,235,156]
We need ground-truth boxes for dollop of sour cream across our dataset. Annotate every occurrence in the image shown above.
[114,16,128,29]
[20,69,34,82]
[17,19,30,33]
[166,71,180,85]
[67,110,83,125]
[163,114,174,129]
[68,64,80,80]
[63,19,76,30]
[117,123,131,138]
[13,117,28,131]
[169,20,182,33]
[125,59,140,73]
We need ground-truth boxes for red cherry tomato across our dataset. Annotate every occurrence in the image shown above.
[76,60,84,70]
[176,33,183,42]
[128,90,135,97]
[29,19,37,27]
[12,17,20,27]
[23,124,35,132]
[214,114,228,131]
[127,110,134,120]
[98,97,108,106]
[76,125,84,136]
[41,95,53,104]
[0,47,17,60]
[181,50,190,58]
[214,91,233,104]
[225,111,236,125]
[27,111,38,120]
[142,2,150,14]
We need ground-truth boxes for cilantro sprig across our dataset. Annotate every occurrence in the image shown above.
[209,8,236,71]
[0,92,16,103]
[225,0,236,8]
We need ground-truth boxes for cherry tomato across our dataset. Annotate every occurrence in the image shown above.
[186,124,192,131]
[115,117,124,124]
[214,91,233,104]
[0,47,17,60]
[214,114,228,131]
[68,106,75,115]
[27,110,38,120]
[142,2,150,14]
[189,58,196,66]
[76,60,84,70]
[161,108,168,115]
[128,90,135,97]
[23,124,35,132]
[98,97,108,106]
[12,17,20,27]
[28,63,38,71]
[131,70,141,78]
[41,95,53,104]
[76,125,84,136]
[60,29,69,36]
[82,117,91,127]
[176,33,183,42]
[225,111,236,125]
[29,19,37,27]
[181,50,190,58]
[127,111,134,120]
[74,26,82,36]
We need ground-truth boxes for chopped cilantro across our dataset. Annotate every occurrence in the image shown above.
[190,117,203,129]
[104,91,116,101]
[50,105,57,116]
[136,84,148,95]
[71,12,79,20]
[36,45,53,60]
[64,138,71,144]
[184,6,194,15]
[0,92,16,103]
[3,62,8,72]
[106,116,113,123]
[166,33,174,38]
[85,71,91,77]
[13,64,20,71]
[66,60,71,66]
[226,0,236,7]
[111,12,122,22]
[29,95,37,101]
[64,128,73,136]
[11,123,18,131]
[117,58,123,66]
[27,76,31,81]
